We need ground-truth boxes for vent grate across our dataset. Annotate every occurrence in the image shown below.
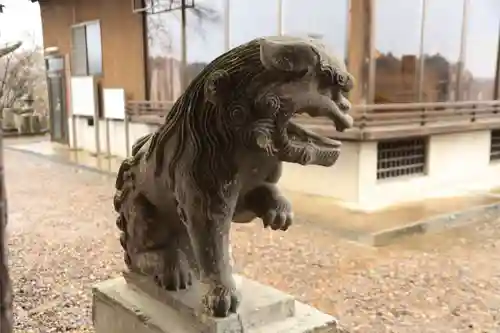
[377,138,427,180]
[490,130,500,161]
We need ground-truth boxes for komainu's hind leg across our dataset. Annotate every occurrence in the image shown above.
[124,193,193,291]
[155,226,193,291]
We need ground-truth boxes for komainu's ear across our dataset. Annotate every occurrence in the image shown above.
[259,38,319,73]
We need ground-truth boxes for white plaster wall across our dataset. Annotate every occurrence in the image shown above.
[66,119,500,212]
[68,117,158,158]
[280,142,362,204]
[360,130,500,211]
[283,130,500,211]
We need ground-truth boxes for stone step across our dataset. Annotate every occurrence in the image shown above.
[122,271,296,332]
[93,276,343,333]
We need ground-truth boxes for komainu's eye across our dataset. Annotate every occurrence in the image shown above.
[337,72,354,92]
[335,72,348,87]
[318,66,335,89]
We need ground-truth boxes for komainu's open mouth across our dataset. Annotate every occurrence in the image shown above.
[288,119,341,147]
[281,118,340,167]
[279,101,353,167]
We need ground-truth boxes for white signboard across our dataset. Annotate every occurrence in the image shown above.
[70,76,97,117]
[103,88,126,120]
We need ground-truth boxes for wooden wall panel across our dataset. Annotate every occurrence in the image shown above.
[40,0,146,101]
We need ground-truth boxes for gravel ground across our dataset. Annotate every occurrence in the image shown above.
[4,149,500,332]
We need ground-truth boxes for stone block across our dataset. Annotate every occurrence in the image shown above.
[93,276,343,333]
[122,271,295,332]
[15,114,32,134]
[39,114,49,131]
[2,108,16,130]
[30,114,42,133]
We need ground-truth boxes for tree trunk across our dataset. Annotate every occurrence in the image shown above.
[0,127,11,333]
[0,42,19,333]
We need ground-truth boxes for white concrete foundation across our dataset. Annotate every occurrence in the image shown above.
[67,117,500,211]
[281,130,500,211]
[68,116,158,157]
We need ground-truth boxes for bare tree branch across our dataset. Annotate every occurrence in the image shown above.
[0,45,47,114]
[146,0,221,54]
[0,42,21,59]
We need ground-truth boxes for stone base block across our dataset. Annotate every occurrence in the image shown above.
[93,275,344,333]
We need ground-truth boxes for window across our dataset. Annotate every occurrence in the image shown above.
[146,9,183,102]
[490,130,500,162]
[377,138,427,180]
[421,0,465,102]
[229,0,279,48]
[146,1,224,101]
[373,0,486,104]
[186,0,225,85]
[461,0,500,101]
[71,21,103,76]
[373,0,424,103]
[282,0,349,61]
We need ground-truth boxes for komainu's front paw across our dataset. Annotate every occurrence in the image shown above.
[202,283,241,317]
[262,195,293,231]
[154,252,192,291]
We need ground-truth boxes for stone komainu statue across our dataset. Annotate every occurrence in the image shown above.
[114,36,354,318]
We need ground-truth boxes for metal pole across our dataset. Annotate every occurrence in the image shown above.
[224,0,230,51]
[180,0,188,90]
[65,54,78,152]
[0,123,11,333]
[277,0,283,36]
[456,0,469,101]
[0,42,19,333]
[70,110,78,151]
[92,77,101,168]
[105,118,111,158]
[124,114,131,158]
[417,0,427,102]
[494,18,500,100]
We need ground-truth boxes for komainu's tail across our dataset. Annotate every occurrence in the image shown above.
[113,133,153,267]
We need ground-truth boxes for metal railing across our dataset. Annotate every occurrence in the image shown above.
[126,100,174,117]
[354,100,500,129]
[124,100,500,136]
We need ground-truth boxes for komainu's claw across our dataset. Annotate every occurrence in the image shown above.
[202,284,240,317]
[262,196,294,231]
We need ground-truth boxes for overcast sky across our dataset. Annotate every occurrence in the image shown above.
[1,0,499,78]
[0,0,42,48]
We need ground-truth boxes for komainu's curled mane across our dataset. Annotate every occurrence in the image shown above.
[114,36,354,317]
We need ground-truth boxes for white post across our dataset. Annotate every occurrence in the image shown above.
[278,0,284,36]
[224,0,231,51]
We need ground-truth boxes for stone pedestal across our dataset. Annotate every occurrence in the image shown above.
[92,272,344,333]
